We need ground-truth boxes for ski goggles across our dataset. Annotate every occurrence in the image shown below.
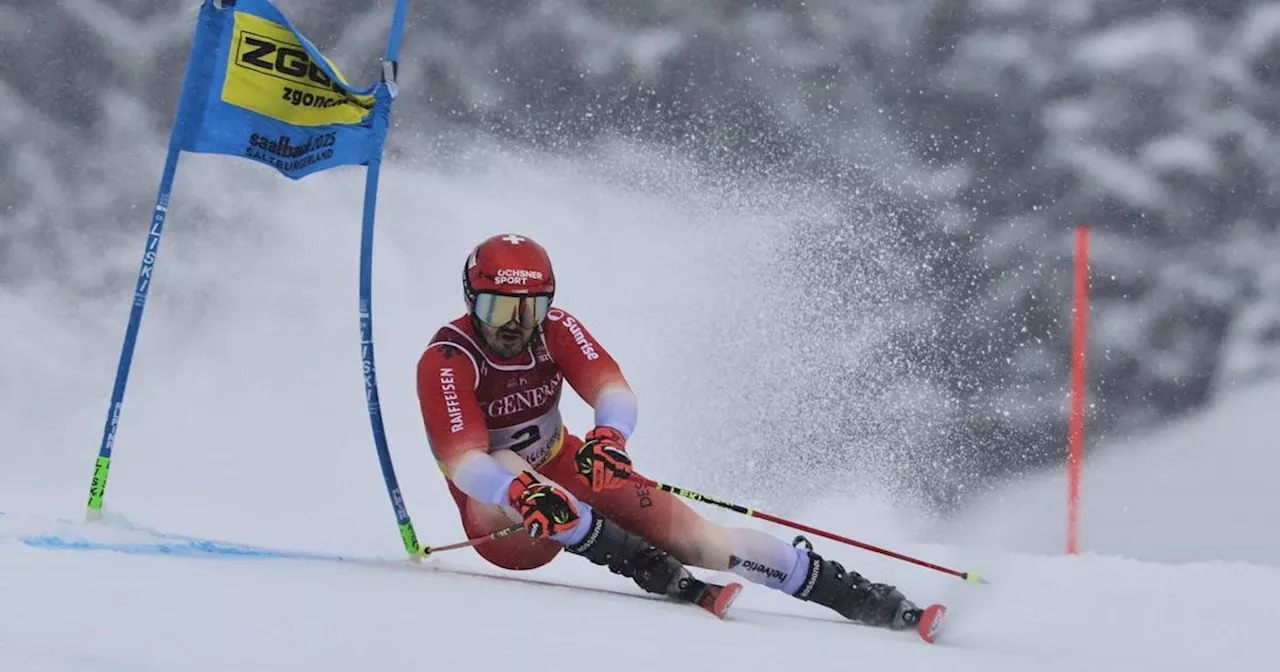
[472,292,552,328]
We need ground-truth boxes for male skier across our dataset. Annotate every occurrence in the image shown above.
[416,233,928,630]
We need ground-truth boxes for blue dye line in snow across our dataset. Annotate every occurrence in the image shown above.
[2,511,436,573]
[4,514,379,565]
[19,533,349,561]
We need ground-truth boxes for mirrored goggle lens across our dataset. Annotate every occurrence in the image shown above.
[473,293,551,328]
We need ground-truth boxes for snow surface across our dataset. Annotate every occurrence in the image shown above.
[3,514,1278,672]
[5,148,1280,670]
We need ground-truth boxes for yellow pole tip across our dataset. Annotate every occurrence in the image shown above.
[966,571,984,584]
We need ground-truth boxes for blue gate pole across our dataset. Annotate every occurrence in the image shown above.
[358,0,422,557]
[84,1,218,519]
[86,146,182,521]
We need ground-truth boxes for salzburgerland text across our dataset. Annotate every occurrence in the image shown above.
[242,131,338,174]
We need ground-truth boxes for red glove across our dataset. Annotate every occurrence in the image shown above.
[574,426,633,493]
[505,471,581,539]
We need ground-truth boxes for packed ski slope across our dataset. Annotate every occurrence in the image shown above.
[1,511,1277,671]
[4,150,1280,670]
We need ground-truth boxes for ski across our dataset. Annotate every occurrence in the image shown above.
[692,580,743,619]
[422,561,744,619]
[915,603,946,643]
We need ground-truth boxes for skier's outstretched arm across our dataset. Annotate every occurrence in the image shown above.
[416,342,517,505]
[543,309,637,434]
[542,309,638,491]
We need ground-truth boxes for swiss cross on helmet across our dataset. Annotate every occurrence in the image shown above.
[463,234,556,328]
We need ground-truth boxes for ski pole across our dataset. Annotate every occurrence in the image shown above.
[418,524,525,559]
[632,475,987,584]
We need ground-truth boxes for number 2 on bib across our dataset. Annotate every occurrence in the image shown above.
[510,425,541,452]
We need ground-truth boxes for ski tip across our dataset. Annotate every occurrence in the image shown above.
[917,603,946,643]
[711,582,743,619]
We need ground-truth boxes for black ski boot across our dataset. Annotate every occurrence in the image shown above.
[789,535,922,630]
[565,515,705,602]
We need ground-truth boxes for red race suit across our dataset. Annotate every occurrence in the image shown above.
[416,307,703,570]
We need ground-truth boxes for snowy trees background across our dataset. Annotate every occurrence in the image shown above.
[3,0,1277,508]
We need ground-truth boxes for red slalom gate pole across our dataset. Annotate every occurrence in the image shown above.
[632,475,988,584]
[1067,225,1090,555]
